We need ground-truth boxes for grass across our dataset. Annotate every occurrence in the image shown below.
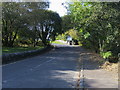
[2,46,44,54]
[52,41,66,45]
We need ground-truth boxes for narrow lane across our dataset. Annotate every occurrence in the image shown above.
[3,44,118,89]
[2,44,81,88]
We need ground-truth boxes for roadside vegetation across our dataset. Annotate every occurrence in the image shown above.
[2,2,120,64]
[57,2,120,63]
[2,2,62,54]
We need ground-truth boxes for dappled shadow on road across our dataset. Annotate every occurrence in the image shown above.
[2,45,81,88]
[38,46,81,62]
[3,45,111,88]
[30,46,81,88]
[35,45,105,88]
[48,45,104,70]
[48,46,118,89]
[39,46,81,88]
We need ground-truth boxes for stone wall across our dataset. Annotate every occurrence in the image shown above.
[2,46,54,64]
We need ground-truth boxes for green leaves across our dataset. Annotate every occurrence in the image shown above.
[67,2,120,62]
[2,2,62,47]
[100,51,112,59]
[84,32,90,39]
[28,8,62,46]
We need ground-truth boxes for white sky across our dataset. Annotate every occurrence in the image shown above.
[48,0,68,16]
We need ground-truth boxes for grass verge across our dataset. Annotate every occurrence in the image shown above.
[51,41,66,45]
[2,46,44,54]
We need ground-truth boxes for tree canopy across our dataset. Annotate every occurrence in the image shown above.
[61,2,120,62]
[2,2,62,47]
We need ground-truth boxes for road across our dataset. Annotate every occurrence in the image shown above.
[2,44,118,89]
[2,44,81,88]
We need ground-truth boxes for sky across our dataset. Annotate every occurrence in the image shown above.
[48,0,68,16]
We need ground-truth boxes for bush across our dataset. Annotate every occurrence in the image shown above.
[56,34,66,41]
[100,51,112,59]
[108,56,119,63]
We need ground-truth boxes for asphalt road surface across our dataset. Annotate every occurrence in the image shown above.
[2,44,81,88]
[2,44,118,89]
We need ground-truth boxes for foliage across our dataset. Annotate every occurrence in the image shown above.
[2,2,27,47]
[29,9,62,46]
[2,2,62,47]
[100,51,112,59]
[55,29,81,43]
[67,2,120,62]
[65,29,81,40]
[56,34,66,41]
[62,15,74,33]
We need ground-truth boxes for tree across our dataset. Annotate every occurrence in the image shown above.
[2,2,49,47]
[65,29,80,40]
[67,2,120,62]
[29,9,62,46]
[62,15,74,33]
[2,2,27,47]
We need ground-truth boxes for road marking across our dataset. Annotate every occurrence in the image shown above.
[2,46,79,88]
[2,58,55,84]
[32,58,55,69]
[2,48,63,83]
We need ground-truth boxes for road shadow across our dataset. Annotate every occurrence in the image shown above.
[49,45,104,70]
[2,45,81,88]
[3,45,115,88]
